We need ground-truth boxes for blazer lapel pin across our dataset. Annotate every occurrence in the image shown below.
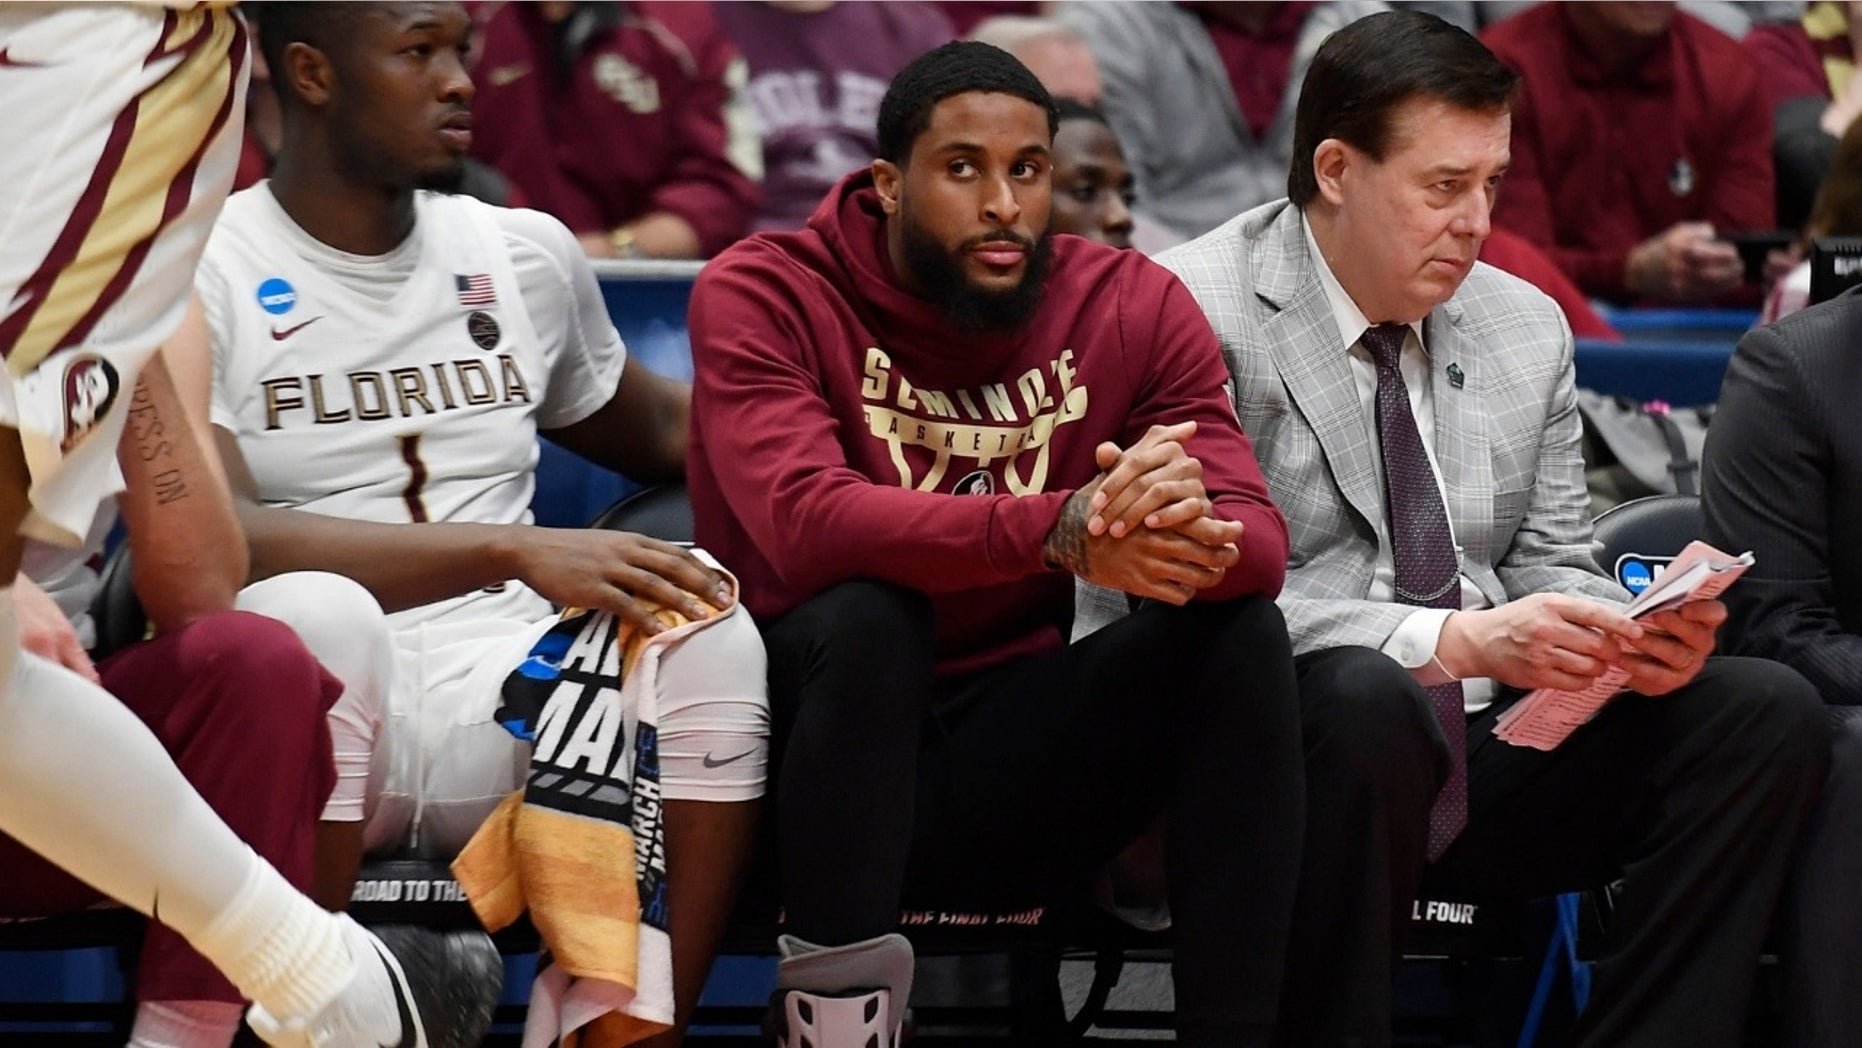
[1445,362,1465,390]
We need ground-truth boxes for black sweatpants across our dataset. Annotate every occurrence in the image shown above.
[763,580,1305,1048]
[1779,705,1862,1048]
[1277,647,1828,1048]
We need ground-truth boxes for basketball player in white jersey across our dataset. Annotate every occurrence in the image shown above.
[169,5,770,1044]
[0,5,503,1048]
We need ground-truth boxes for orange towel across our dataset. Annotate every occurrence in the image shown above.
[455,598,707,1048]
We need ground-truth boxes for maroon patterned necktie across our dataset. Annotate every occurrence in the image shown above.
[1362,323,1466,861]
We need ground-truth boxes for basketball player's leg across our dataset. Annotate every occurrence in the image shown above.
[0,425,498,1047]
[237,570,395,909]
[407,593,768,1045]
[96,609,341,1047]
[642,601,769,1048]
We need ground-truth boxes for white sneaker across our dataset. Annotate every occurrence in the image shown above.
[246,916,501,1048]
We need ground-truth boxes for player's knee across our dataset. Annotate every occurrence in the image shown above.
[170,610,334,744]
[660,608,771,803]
[237,569,388,648]
[764,581,935,737]
[1193,592,1292,648]
[802,580,933,662]
[237,571,391,710]
[1703,657,1829,773]
[1300,647,1449,786]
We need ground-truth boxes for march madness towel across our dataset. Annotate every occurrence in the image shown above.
[454,594,710,1047]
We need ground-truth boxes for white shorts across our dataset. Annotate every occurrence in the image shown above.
[243,572,771,859]
[0,3,246,546]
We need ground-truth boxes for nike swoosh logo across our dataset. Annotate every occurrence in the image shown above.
[488,63,530,87]
[0,47,48,68]
[702,749,756,769]
[271,316,323,340]
[373,939,419,1048]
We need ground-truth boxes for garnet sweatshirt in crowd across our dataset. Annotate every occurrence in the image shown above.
[689,171,1287,678]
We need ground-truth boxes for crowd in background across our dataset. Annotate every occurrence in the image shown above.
[15,5,1862,1048]
[304,0,1862,329]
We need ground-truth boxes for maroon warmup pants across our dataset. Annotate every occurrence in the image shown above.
[0,610,339,1003]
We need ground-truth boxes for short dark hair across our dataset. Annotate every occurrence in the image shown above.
[1287,11,1518,206]
[876,41,1058,164]
[246,2,371,109]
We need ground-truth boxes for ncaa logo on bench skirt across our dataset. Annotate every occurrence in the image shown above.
[1613,554,1673,596]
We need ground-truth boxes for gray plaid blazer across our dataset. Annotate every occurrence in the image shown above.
[1076,199,1626,652]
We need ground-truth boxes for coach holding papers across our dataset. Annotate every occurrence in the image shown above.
[1074,12,1831,1046]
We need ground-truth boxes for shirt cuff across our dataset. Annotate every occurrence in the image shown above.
[1382,607,1460,686]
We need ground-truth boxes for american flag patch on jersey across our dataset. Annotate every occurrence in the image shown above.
[455,273,496,306]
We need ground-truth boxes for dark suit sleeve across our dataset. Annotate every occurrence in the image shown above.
[1702,322,1862,703]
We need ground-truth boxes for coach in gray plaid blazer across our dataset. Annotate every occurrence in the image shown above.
[1079,12,1829,1047]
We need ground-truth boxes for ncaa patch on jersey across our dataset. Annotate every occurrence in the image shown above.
[467,310,501,350]
[61,355,121,453]
[256,278,297,315]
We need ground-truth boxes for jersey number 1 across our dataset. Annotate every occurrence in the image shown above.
[398,434,429,523]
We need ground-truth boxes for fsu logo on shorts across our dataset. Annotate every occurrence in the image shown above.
[61,355,121,453]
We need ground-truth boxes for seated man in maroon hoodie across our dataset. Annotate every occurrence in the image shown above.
[688,41,1302,1048]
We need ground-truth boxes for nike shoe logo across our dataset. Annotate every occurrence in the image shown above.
[372,938,420,1048]
[0,47,47,68]
[271,316,323,340]
[702,749,756,769]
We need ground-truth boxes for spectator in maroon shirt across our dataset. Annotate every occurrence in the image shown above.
[469,1,761,259]
[1484,2,1774,305]
[1481,228,1622,341]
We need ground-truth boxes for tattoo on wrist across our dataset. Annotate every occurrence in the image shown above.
[1044,490,1092,575]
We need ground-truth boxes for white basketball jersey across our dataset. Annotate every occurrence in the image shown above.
[201,187,626,628]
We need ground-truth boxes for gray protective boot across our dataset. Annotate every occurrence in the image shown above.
[771,932,914,1048]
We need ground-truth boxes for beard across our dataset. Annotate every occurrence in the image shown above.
[414,157,467,194]
[899,214,1053,334]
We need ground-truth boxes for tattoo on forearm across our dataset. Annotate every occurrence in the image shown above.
[125,379,189,505]
[1043,489,1092,576]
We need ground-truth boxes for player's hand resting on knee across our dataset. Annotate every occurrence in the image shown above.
[1435,593,1642,692]
[504,529,732,635]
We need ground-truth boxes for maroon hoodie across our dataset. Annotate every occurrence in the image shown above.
[689,171,1287,678]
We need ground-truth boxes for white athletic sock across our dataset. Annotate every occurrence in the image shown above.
[0,597,246,932]
[188,860,354,1024]
[0,586,350,1025]
[127,999,242,1048]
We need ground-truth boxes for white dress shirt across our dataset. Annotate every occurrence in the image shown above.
[1302,219,1498,713]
